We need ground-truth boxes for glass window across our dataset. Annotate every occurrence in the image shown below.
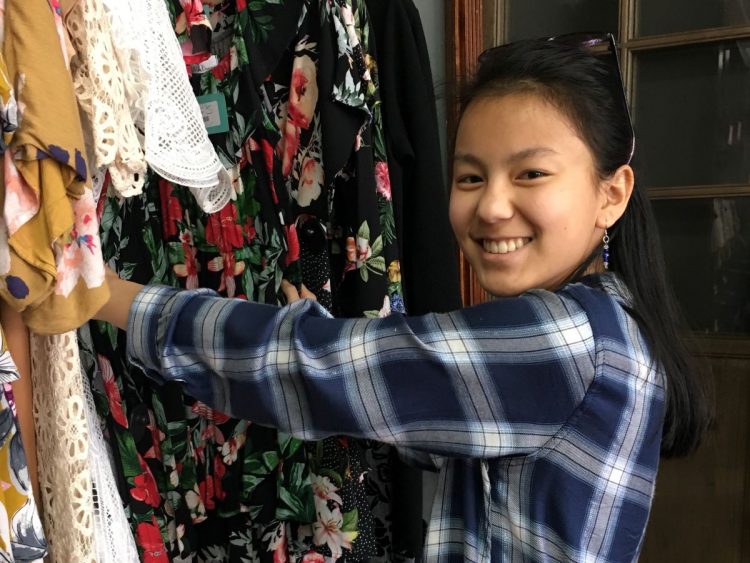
[633,40,750,188]
[637,0,750,37]
[505,0,618,43]
[652,197,750,335]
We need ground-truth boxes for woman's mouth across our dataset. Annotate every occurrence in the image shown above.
[481,237,532,255]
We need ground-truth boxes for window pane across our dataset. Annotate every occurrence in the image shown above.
[637,0,749,37]
[633,41,750,188]
[505,0,618,42]
[652,197,750,336]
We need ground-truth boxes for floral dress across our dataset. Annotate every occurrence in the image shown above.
[0,328,47,562]
[83,0,407,561]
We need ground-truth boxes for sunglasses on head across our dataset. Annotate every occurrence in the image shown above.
[478,32,636,165]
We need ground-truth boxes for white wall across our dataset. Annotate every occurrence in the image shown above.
[412,0,449,186]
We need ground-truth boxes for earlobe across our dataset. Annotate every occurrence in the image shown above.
[597,164,634,228]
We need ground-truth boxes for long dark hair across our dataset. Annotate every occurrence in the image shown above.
[461,39,711,458]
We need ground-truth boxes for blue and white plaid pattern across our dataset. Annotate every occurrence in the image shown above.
[128,274,664,562]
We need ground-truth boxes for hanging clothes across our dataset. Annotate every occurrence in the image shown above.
[84,0,415,560]
[0,0,109,334]
[0,327,47,562]
[29,332,96,563]
[364,0,461,318]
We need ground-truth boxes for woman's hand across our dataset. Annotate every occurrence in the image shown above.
[280,280,317,304]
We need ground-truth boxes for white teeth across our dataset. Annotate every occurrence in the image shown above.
[482,238,530,255]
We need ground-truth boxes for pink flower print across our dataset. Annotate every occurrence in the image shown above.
[374,161,391,201]
[4,151,39,235]
[343,236,357,274]
[301,552,325,563]
[289,55,318,129]
[356,236,371,268]
[296,157,323,207]
[311,474,343,506]
[55,189,105,297]
[312,505,358,559]
[278,114,301,178]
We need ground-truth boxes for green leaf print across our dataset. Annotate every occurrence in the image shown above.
[341,508,359,532]
[279,432,304,458]
[368,255,386,273]
[357,221,370,241]
[277,485,314,522]
[262,450,281,471]
[379,199,396,245]
[371,234,383,257]
[115,431,142,480]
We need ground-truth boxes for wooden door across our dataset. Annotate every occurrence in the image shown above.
[447,2,750,560]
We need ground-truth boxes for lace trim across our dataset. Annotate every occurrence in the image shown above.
[64,0,147,198]
[133,0,232,212]
[30,331,96,563]
[82,365,140,563]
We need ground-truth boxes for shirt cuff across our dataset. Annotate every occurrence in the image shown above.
[126,285,181,384]
[127,285,218,385]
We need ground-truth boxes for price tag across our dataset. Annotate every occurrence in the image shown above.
[196,92,229,135]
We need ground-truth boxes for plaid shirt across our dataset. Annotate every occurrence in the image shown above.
[128,273,664,562]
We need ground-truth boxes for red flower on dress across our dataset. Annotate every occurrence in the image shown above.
[261,139,280,204]
[236,0,246,11]
[205,203,244,253]
[130,456,161,508]
[136,519,168,563]
[98,354,128,428]
[213,454,227,502]
[285,224,300,265]
[211,49,232,81]
[173,231,200,289]
[191,401,231,425]
[288,55,318,129]
[159,179,182,238]
[199,476,216,511]
[302,552,325,562]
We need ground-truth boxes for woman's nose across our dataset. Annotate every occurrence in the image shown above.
[476,181,515,223]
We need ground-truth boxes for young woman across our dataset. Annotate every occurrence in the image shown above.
[96,35,710,562]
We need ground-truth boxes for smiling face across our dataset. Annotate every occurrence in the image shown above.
[449,92,608,297]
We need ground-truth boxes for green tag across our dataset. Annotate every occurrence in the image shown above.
[196,93,229,135]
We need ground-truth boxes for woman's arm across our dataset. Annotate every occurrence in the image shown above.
[101,275,602,459]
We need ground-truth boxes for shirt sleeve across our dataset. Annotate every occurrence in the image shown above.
[127,284,599,459]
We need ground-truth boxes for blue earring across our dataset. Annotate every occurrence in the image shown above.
[603,228,610,270]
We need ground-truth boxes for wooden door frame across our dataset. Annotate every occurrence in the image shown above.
[445,0,489,306]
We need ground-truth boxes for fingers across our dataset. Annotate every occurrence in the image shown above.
[281,280,301,303]
[280,280,318,303]
[299,284,317,301]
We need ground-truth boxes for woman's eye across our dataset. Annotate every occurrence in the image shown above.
[518,170,547,180]
[456,175,483,184]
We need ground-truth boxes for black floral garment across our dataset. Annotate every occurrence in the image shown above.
[82,0,409,561]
